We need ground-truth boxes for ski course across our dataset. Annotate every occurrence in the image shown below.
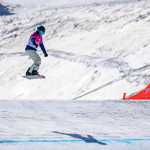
[0,0,150,149]
[0,100,150,150]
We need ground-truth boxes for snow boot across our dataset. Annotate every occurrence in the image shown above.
[32,70,39,75]
[26,68,32,76]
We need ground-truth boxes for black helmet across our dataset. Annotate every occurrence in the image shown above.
[37,26,45,33]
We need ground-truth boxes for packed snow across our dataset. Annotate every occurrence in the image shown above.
[0,100,150,150]
[1,0,150,150]
[1,0,150,100]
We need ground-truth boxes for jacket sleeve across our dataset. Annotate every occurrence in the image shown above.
[39,43,46,54]
[31,38,38,48]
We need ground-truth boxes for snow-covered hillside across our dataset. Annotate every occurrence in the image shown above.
[1,1,150,100]
[0,0,21,15]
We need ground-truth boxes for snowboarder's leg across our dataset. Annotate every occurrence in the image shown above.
[26,50,41,75]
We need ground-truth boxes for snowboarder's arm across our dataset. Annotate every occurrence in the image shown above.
[31,38,38,48]
[39,43,48,56]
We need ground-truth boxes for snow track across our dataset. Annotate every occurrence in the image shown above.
[0,100,150,150]
[1,1,150,99]
[1,1,150,150]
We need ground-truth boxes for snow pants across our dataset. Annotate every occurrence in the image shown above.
[26,50,41,73]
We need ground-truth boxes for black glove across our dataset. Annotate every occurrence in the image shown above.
[32,38,38,48]
[44,53,48,57]
[34,43,38,48]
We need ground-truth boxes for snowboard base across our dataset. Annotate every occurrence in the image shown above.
[23,75,45,80]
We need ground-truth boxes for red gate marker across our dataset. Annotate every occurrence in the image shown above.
[123,84,150,100]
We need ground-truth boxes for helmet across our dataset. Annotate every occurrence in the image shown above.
[37,26,45,35]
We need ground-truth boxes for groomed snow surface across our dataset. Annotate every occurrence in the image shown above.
[0,100,150,150]
[0,0,150,149]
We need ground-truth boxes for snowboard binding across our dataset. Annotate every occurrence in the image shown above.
[26,68,39,76]
[24,68,45,79]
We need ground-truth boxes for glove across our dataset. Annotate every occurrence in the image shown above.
[34,43,38,48]
[44,53,48,57]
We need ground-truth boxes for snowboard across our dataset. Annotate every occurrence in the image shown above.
[23,75,45,80]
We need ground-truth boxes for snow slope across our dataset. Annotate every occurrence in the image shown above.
[0,100,150,150]
[0,0,21,15]
[1,1,150,150]
[1,1,150,100]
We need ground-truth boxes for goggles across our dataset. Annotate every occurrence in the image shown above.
[37,28,45,35]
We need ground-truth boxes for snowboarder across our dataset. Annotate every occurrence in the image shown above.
[25,26,48,76]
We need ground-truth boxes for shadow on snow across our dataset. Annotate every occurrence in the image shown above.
[52,131,107,145]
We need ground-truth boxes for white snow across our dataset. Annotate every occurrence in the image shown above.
[2,0,140,6]
[1,0,150,100]
[0,0,150,149]
[0,100,150,150]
